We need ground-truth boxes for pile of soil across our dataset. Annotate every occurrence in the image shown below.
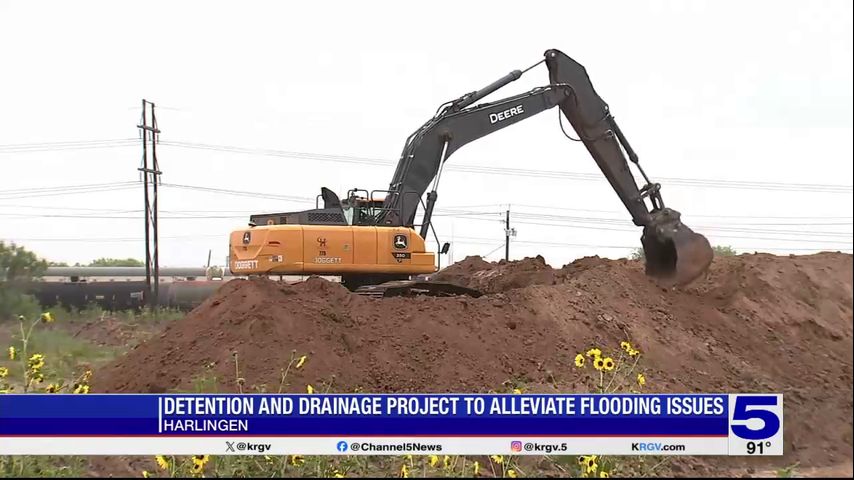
[94,251,853,473]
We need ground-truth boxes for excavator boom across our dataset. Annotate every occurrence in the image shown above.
[378,49,712,285]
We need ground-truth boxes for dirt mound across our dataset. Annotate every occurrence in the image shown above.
[94,252,853,471]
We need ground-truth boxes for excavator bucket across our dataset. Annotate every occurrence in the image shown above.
[641,208,714,287]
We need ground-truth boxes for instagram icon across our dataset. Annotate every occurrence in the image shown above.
[510,441,523,452]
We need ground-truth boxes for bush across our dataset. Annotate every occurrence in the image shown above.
[0,242,47,321]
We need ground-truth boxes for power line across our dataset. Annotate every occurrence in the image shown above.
[157,140,852,194]
[0,139,137,153]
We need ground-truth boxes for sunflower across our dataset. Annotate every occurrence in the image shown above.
[155,455,169,470]
[45,383,60,393]
[40,312,55,323]
[428,455,439,468]
[585,348,602,358]
[490,455,504,465]
[637,373,646,387]
[73,383,90,394]
[191,462,203,475]
[512,388,523,394]
[600,471,610,478]
[296,355,307,369]
[443,455,452,469]
[400,463,410,478]
[290,455,305,466]
[628,348,640,357]
[28,354,45,371]
[620,341,632,351]
[192,455,209,466]
[593,357,606,371]
[507,470,518,478]
[574,353,585,368]
[0,367,8,379]
[142,471,150,478]
[306,384,315,394]
[586,455,598,473]
[603,357,616,371]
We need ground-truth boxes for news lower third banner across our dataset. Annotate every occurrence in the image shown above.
[0,394,783,456]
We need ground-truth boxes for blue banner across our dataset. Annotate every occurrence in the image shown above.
[0,394,729,437]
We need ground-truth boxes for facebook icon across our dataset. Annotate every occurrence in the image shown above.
[336,441,348,452]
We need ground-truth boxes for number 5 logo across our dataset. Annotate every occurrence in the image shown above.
[730,395,781,440]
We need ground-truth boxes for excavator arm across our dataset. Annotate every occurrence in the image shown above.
[379,49,713,285]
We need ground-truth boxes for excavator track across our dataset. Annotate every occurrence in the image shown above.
[354,280,482,299]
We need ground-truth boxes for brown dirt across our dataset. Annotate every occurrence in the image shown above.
[70,316,157,348]
[93,252,853,474]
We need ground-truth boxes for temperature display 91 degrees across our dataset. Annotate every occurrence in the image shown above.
[746,441,772,455]
[728,394,784,456]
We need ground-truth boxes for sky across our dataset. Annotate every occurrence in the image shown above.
[1,0,852,269]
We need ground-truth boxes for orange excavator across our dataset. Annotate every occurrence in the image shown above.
[229,49,713,296]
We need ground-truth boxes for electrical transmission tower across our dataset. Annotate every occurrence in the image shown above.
[137,99,161,308]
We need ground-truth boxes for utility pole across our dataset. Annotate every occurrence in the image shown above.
[504,206,517,262]
[138,99,161,308]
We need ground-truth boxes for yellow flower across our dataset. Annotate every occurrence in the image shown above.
[290,455,305,466]
[600,471,610,478]
[507,469,518,478]
[603,357,615,371]
[473,460,480,476]
[28,353,45,371]
[190,455,209,474]
[490,455,504,464]
[31,372,44,384]
[593,357,605,371]
[8,346,16,360]
[142,470,150,478]
[443,455,452,469]
[620,341,631,351]
[73,384,90,394]
[296,355,307,369]
[306,384,315,394]
[82,370,93,382]
[0,367,8,379]
[637,373,646,387]
[428,455,439,468]
[586,348,602,358]
[586,456,598,474]
[512,388,523,394]
[332,469,345,478]
[400,463,410,478]
[574,353,585,368]
[577,456,586,466]
[40,312,54,323]
[45,383,60,393]
[155,455,169,470]
[628,348,640,357]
